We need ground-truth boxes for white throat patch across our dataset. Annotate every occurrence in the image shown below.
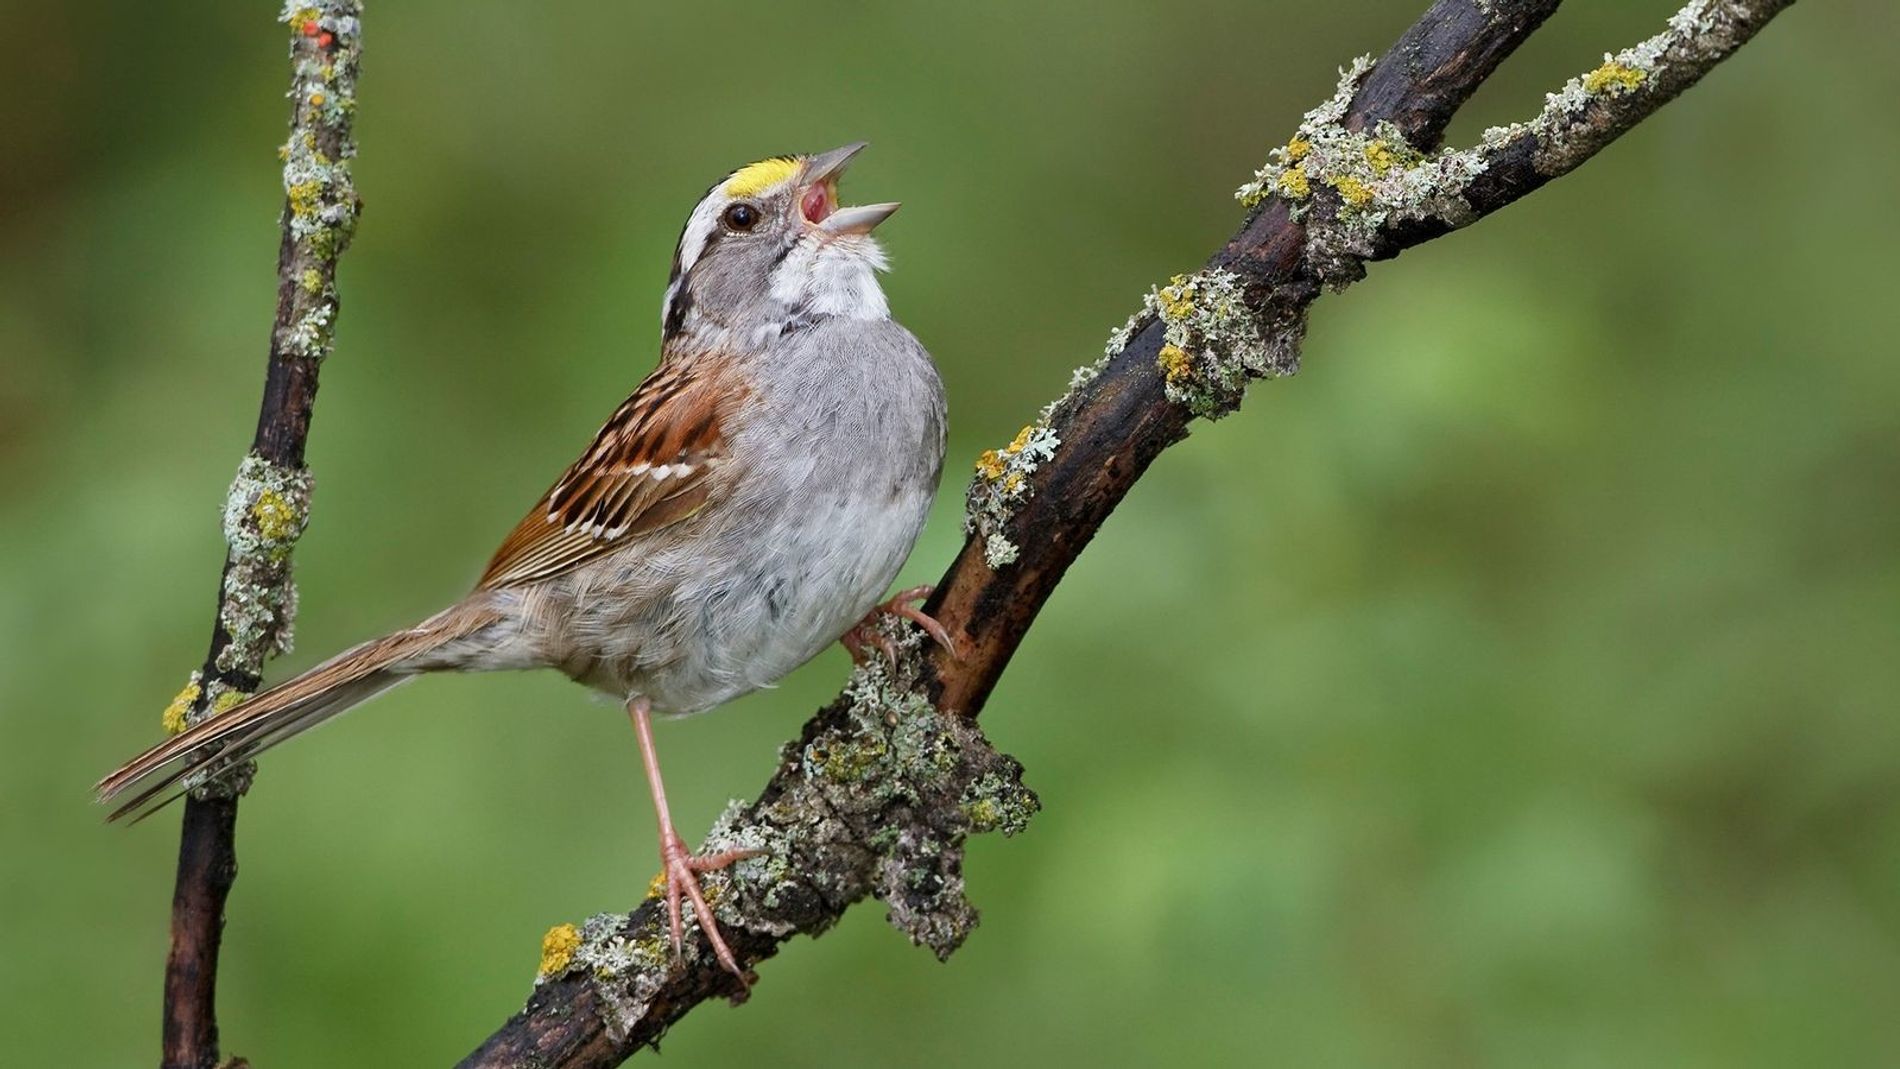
[770,237,891,321]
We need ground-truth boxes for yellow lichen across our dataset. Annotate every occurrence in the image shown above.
[975,425,1040,482]
[1583,62,1647,95]
[286,179,323,219]
[251,489,298,542]
[1285,137,1311,162]
[966,797,1001,831]
[284,6,319,28]
[1158,343,1194,386]
[300,268,322,294]
[308,92,326,108]
[161,678,201,736]
[538,923,582,978]
[647,870,667,899]
[1156,275,1195,321]
[1002,471,1024,494]
[209,688,246,716]
[1365,140,1397,175]
[1330,175,1374,208]
[1278,168,1311,199]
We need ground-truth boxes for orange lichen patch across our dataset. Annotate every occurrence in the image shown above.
[161,677,202,736]
[1158,343,1194,386]
[538,923,582,978]
[1330,175,1374,208]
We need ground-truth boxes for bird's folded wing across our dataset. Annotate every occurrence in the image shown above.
[476,353,747,589]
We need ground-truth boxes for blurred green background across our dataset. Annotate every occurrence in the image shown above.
[5,1,1897,1064]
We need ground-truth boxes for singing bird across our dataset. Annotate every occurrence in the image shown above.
[98,143,951,982]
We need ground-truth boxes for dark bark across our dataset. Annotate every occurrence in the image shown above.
[161,796,237,1069]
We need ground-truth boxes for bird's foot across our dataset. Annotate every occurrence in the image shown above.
[840,585,958,667]
[655,827,762,990]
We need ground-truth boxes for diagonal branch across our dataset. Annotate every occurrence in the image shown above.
[461,0,1794,1064]
[159,6,362,1068]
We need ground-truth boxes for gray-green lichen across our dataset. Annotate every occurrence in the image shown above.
[210,6,355,681]
[215,453,313,679]
[275,2,362,363]
[540,621,1037,1040]
[1236,57,1490,288]
[1478,0,1747,175]
[957,332,1127,557]
[963,422,1061,569]
[1139,268,1301,419]
[176,6,359,801]
[173,674,258,796]
[177,452,312,798]
[1230,0,1758,290]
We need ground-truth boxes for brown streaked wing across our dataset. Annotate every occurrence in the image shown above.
[475,354,746,589]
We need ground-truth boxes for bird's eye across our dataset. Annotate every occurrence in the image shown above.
[722,203,759,231]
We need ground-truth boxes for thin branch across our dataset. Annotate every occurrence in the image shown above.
[159,6,362,1068]
[1371,0,1795,257]
[461,0,1795,1063]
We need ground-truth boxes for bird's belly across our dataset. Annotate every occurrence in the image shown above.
[564,483,931,715]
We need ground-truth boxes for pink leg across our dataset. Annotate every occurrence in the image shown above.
[839,585,959,666]
[628,696,760,987]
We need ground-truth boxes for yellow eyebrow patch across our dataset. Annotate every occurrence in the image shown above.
[724,157,800,198]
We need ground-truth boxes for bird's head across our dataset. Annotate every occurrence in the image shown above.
[661,142,899,346]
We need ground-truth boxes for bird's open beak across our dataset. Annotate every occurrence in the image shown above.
[800,142,900,235]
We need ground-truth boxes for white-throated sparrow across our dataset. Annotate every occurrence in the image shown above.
[99,142,949,983]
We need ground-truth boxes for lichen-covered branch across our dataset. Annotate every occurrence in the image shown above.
[463,627,1036,1067]
[1378,0,1795,255]
[160,6,362,1068]
[1230,0,1799,269]
[464,0,1797,1063]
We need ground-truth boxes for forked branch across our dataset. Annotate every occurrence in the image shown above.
[461,1,1795,1066]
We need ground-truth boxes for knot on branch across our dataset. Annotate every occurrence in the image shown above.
[537,626,1037,1040]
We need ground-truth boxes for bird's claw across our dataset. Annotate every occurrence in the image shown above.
[656,829,762,991]
[840,585,959,667]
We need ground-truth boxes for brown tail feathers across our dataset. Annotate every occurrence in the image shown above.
[96,603,496,823]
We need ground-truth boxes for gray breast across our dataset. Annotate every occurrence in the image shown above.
[637,317,945,714]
